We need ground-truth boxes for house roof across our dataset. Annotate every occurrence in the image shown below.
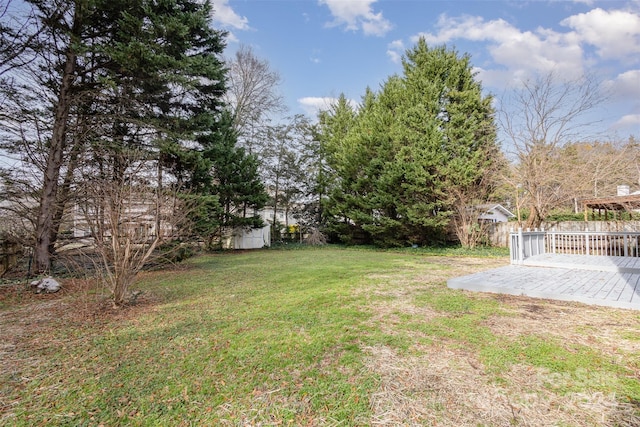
[476,203,516,218]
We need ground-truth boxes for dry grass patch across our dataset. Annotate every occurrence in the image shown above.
[362,256,508,332]
[366,343,638,426]
[360,255,640,426]
[485,297,640,356]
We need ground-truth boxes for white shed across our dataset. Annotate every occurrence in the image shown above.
[231,225,271,249]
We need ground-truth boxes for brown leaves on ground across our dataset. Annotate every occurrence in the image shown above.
[0,274,162,407]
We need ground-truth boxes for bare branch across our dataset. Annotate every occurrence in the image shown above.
[499,71,609,228]
[224,45,286,143]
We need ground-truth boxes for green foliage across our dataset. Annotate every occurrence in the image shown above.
[319,40,500,247]
[152,240,198,266]
[538,210,640,222]
[177,193,221,245]
[199,111,268,231]
[544,211,587,222]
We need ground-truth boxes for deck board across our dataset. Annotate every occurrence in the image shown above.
[447,254,640,310]
[521,253,640,273]
[621,274,640,303]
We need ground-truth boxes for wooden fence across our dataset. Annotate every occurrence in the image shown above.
[0,238,22,276]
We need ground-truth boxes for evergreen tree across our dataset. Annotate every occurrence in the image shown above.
[320,40,500,247]
[0,0,270,306]
[0,0,229,273]
[197,111,268,247]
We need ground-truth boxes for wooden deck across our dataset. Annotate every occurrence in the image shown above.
[447,254,640,310]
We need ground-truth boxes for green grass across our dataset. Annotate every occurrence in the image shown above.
[298,243,510,258]
[2,246,639,425]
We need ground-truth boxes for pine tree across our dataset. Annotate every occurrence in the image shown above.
[1,0,229,273]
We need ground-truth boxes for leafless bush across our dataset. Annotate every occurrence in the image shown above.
[74,153,195,307]
[304,228,327,246]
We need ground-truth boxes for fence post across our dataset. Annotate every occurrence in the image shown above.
[509,228,517,264]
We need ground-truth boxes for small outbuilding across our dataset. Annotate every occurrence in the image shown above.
[476,204,516,223]
[226,225,271,249]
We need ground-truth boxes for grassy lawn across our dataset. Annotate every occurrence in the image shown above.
[1,246,639,426]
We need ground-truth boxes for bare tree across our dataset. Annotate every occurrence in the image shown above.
[261,115,309,240]
[449,145,507,248]
[559,139,638,204]
[224,45,286,151]
[500,71,607,228]
[450,195,494,249]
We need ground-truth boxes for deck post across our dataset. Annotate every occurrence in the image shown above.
[624,234,629,257]
[585,228,590,255]
[518,227,524,264]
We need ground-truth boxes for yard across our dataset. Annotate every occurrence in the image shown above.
[1,246,639,426]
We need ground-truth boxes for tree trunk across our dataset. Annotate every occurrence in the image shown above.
[33,47,77,272]
[156,156,163,240]
[272,178,279,240]
[49,128,85,255]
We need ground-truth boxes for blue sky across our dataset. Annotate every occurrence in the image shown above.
[211,0,640,141]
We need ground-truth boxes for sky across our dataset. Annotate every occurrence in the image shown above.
[210,0,640,142]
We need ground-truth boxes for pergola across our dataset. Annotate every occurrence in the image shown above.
[582,194,640,221]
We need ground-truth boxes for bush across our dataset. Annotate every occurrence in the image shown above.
[152,240,197,267]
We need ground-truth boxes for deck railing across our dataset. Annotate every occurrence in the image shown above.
[509,228,545,263]
[510,228,640,264]
[547,231,640,257]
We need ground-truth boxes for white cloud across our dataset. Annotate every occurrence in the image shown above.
[225,32,239,44]
[561,8,640,61]
[611,114,640,131]
[604,70,640,99]
[298,96,358,116]
[473,67,519,89]
[386,40,404,64]
[210,0,251,31]
[413,14,585,83]
[319,0,392,36]
[415,15,513,45]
